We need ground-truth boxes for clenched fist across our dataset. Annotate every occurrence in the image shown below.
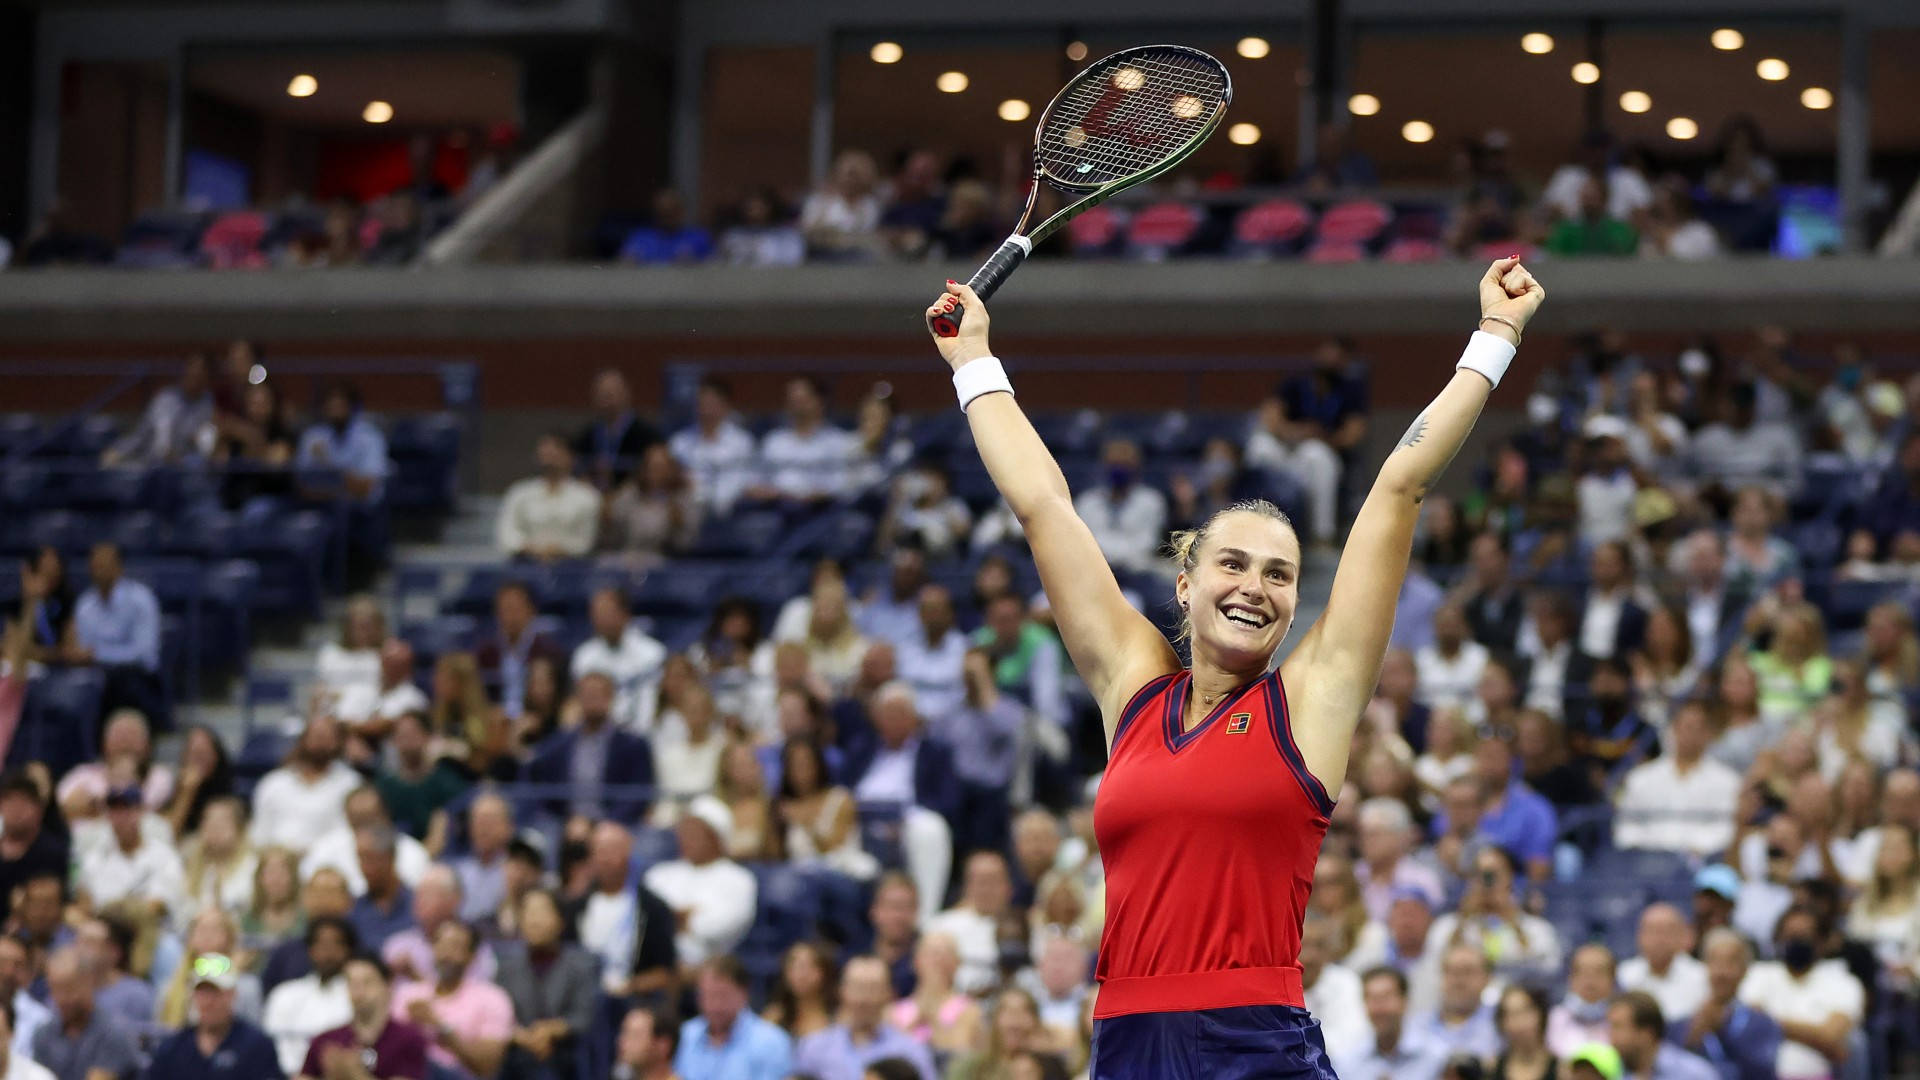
[1478,256,1547,344]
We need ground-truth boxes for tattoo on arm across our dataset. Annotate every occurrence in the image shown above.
[1395,410,1430,451]
[1388,406,1461,502]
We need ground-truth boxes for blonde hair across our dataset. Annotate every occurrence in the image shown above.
[1166,499,1297,646]
[1867,601,1920,686]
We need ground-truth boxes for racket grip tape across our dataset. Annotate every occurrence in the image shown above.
[930,235,1032,338]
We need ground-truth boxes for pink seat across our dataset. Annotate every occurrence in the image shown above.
[201,211,269,269]
[1125,202,1202,257]
[1382,238,1444,263]
[1067,205,1127,255]
[1315,199,1393,246]
[1306,240,1368,263]
[1233,199,1313,252]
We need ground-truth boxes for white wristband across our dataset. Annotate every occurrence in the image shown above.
[953,356,1014,411]
[1455,330,1516,389]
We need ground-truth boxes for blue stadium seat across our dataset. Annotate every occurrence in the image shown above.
[25,511,87,552]
[694,510,785,558]
[9,669,105,777]
[631,827,678,869]
[405,615,480,668]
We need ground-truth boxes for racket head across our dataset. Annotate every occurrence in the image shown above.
[1032,45,1232,195]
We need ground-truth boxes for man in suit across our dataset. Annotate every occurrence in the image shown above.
[524,672,654,824]
[1577,540,1648,661]
[1457,532,1524,655]
[475,581,565,719]
[1664,530,1751,662]
[573,369,659,490]
[844,683,960,923]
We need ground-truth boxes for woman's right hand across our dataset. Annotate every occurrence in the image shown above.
[926,281,992,371]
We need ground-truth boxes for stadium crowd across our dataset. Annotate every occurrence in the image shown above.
[2,318,1920,1080]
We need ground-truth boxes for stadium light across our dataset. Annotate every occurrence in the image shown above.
[1347,94,1381,117]
[1402,120,1435,144]
[1236,37,1270,60]
[869,42,903,64]
[1228,123,1261,145]
[1571,62,1600,85]
[1065,41,1088,62]
[936,71,969,93]
[1711,28,1745,51]
[998,99,1031,122]
[362,101,393,124]
[1666,117,1698,140]
[286,74,317,98]
[1800,86,1833,110]
[1619,91,1652,114]
[1521,33,1554,55]
[1756,58,1789,81]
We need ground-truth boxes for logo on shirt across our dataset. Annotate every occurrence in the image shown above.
[1226,712,1252,734]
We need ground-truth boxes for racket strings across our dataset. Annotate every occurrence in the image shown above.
[1037,49,1228,187]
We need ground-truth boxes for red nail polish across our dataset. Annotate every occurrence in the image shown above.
[946,279,958,285]
[1509,253,1520,259]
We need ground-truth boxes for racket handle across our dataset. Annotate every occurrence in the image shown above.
[930,236,1031,337]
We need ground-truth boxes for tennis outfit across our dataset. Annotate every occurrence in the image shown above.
[1090,668,1339,1079]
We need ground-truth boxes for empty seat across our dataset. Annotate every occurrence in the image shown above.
[200,211,271,270]
[1315,200,1393,247]
[1066,206,1127,256]
[1232,199,1314,256]
[1125,202,1203,259]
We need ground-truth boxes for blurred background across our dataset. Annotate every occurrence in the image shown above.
[2,1,1920,1079]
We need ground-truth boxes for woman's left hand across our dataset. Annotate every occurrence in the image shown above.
[1478,256,1547,340]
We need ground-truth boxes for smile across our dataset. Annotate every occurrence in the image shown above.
[1221,604,1270,629]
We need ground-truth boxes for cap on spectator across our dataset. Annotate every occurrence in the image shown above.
[1581,414,1629,442]
[104,785,144,808]
[684,795,734,849]
[191,953,239,991]
[1566,1042,1623,1080]
[1694,864,1741,902]
[508,830,547,864]
[0,770,41,801]
[1388,884,1438,910]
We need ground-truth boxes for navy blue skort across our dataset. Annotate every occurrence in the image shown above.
[1089,1003,1341,1080]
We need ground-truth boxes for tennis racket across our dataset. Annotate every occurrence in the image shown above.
[928,44,1232,338]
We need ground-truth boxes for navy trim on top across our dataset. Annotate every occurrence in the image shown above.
[1264,672,1336,818]
[1161,670,1268,755]
[1112,672,1179,751]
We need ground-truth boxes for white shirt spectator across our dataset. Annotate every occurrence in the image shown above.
[571,624,669,733]
[10,988,51,1061]
[315,643,380,712]
[300,825,432,896]
[250,761,362,854]
[80,835,186,916]
[333,680,429,730]
[1522,641,1574,717]
[669,419,757,516]
[1613,755,1741,857]
[1738,832,1851,887]
[895,629,968,723]
[800,188,882,238]
[1691,422,1802,496]
[651,731,727,827]
[642,858,757,968]
[578,887,640,996]
[1576,470,1637,546]
[1644,221,1722,260]
[1413,642,1488,712]
[1073,485,1167,574]
[496,475,601,558]
[1543,163,1653,222]
[760,425,857,500]
[1618,951,1710,1025]
[1578,588,1631,660]
[1304,963,1369,1058]
[924,906,1000,996]
[1739,959,1865,1080]
[261,972,352,1075]
[2,1050,54,1080]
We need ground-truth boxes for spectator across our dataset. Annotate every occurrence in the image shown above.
[572,369,659,490]
[652,682,727,827]
[716,739,782,862]
[1844,820,1919,977]
[429,652,504,769]
[1072,438,1167,574]
[643,796,758,971]
[1491,984,1555,1080]
[882,466,973,561]
[524,671,654,823]
[69,542,164,721]
[1416,603,1490,712]
[780,738,877,880]
[1516,591,1588,719]
[1613,702,1740,857]
[613,1007,683,1079]
[1299,913,1368,1057]
[566,822,670,999]
[1345,885,1436,1010]
[764,941,839,1041]
[869,874,923,1000]
[895,585,967,723]
[380,866,496,986]
[313,596,384,722]
[449,794,514,922]
[847,686,960,922]
[100,352,214,467]
[346,827,416,953]
[925,852,1014,997]
[1605,991,1718,1080]
[1864,434,1920,553]
[1421,847,1560,988]
[1459,535,1524,655]
[1578,541,1649,662]
[620,188,713,264]
[79,782,184,919]
[297,954,431,1080]
[1546,178,1638,256]
[1628,607,1698,734]
[211,378,297,514]
[337,639,428,737]
[668,376,757,518]
[793,955,936,1080]
[1669,532,1748,676]
[157,908,264,1028]
[301,786,433,898]
[390,921,513,1080]
[1461,738,1557,881]
[476,582,564,721]
[718,189,805,267]
[0,998,53,1080]
[57,708,174,820]
[855,546,931,651]
[1336,966,1446,1080]
[1540,131,1652,222]
[1842,766,1920,886]
[373,712,468,845]
[1619,904,1710,1025]
[261,917,357,1076]
[688,596,775,724]
[144,951,283,1079]
[888,933,979,1056]
[1640,179,1722,260]
[1017,934,1091,1053]
[251,715,361,856]
[1860,602,1919,724]
[1243,399,1341,549]
[877,150,946,257]
[847,389,911,497]
[1354,798,1443,924]
[13,547,78,667]
[0,936,52,1061]
[570,587,668,734]
[972,591,1068,731]
[497,433,601,562]
[1692,389,1801,502]
[297,382,389,504]
[801,150,885,261]
[1410,943,1500,1061]
[930,179,997,262]
[674,956,793,1080]
[1704,117,1777,204]
[1747,601,1831,725]
[32,947,140,1080]
[750,376,858,505]
[944,988,1057,1080]
[1670,928,1782,1080]
[604,444,698,563]
[257,864,350,994]
[72,916,150,1036]
[1549,944,1618,1057]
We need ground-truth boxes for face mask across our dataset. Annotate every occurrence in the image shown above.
[1679,349,1711,378]
[1565,996,1610,1025]
[1527,394,1559,427]
[1107,466,1135,490]
[1780,938,1816,972]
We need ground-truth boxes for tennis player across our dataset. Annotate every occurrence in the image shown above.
[923,257,1545,1078]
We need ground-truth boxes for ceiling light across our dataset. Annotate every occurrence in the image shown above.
[1801,86,1833,110]
[286,74,317,98]
[1228,123,1261,145]
[1521,33,1555,55]
[1347,93,1381,117]
[936,71,969,93]
[1065,41,1088,62]
[998,98,1031,122]
[1402,120,1435,143]
[1756,58,1789,81]
[1666,116,1698,140]
[362,100,393,124]
[1619,90,1652,113]
[1571,62,1600,85]
[1711,28,1745,51]
[1237,37,1271,60]
[869,42,903,64]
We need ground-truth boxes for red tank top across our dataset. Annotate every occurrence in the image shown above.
[1091,668,1335,1019]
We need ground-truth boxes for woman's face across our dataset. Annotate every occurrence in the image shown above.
[432,660,461,701]
[916,935,958,984]
[521,892,563,948]
[1425,496,1458,537]
[660,655,697,702]
[1498,989,1542,1045]
[260,854,296,904]
[525,658,558,711]
[185,729,220,774]
[187,913,231,957]
[1720,660,1758,709]
[1040,880,1083,926]
[201,802,239,851]
[785,746,821,794]
[993,995,1038,1050]
[1177,513,1302,671]
[345,605,382,650]
[1732,491,1770,536]
[784,946,825,997]
[719,610,753,646]
[1876,825,1916,881]
[1865,606,1903,657]
[1772,611,1812,658]
[641,445,676,490]
[777,691,813,738]
[723,745,763,793]
[1647,610,1680,659]
[975,562,1013,600]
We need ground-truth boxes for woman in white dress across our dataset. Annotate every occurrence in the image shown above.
[777,737,877,881]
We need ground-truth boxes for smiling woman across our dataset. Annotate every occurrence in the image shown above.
[922,257,1546,1078]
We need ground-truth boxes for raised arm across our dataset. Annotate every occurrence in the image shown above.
[1283,258,1545,785]
[926,283,1178,729]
